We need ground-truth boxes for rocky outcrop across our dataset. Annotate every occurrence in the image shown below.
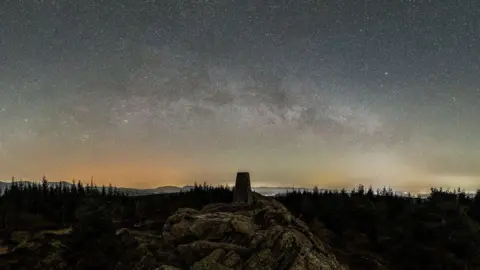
[161,192,347,269]
[0,229,70,270]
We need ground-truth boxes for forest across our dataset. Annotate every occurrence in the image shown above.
[1,177,480,269]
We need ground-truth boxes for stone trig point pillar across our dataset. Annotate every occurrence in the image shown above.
[233,172,253,204]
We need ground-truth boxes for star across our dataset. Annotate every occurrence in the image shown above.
[0,0,477,190]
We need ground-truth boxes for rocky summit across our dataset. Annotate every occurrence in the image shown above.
[0,192,346,270]
[161,192,346,270]
[0,170,346,270]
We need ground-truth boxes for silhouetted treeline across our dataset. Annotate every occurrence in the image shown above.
[0,177,126,231]
[113,182,232,229]
[0,178,232,232]
[3,179,480,269]
[277,185,480,270]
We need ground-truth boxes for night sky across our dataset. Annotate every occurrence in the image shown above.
[1,0,479,191]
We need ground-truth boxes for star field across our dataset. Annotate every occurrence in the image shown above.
[0,0,479,191]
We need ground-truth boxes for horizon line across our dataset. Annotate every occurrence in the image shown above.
[1,179,479,195]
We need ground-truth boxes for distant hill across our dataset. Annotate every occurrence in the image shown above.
[0,181,474,198]
[0,181,309,196]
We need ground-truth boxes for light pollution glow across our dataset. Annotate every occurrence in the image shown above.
[1,1,479,192]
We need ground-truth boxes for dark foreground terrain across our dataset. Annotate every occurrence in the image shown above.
[1,179,480,269]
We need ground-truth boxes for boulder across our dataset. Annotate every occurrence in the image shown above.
[163,192,347,269]
[0,230,69,270]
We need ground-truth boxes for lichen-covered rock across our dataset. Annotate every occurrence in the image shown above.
[157,266,181,270]
[190,248,233,270]
[223,251,243,269]
[0,230,70,270]
[163,192,347,269]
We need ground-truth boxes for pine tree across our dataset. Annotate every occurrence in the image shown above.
[77,181,85,196]
[42,176,49,199]
[108,184,113,197]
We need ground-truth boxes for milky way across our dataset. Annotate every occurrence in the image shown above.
[0,0,479,190]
